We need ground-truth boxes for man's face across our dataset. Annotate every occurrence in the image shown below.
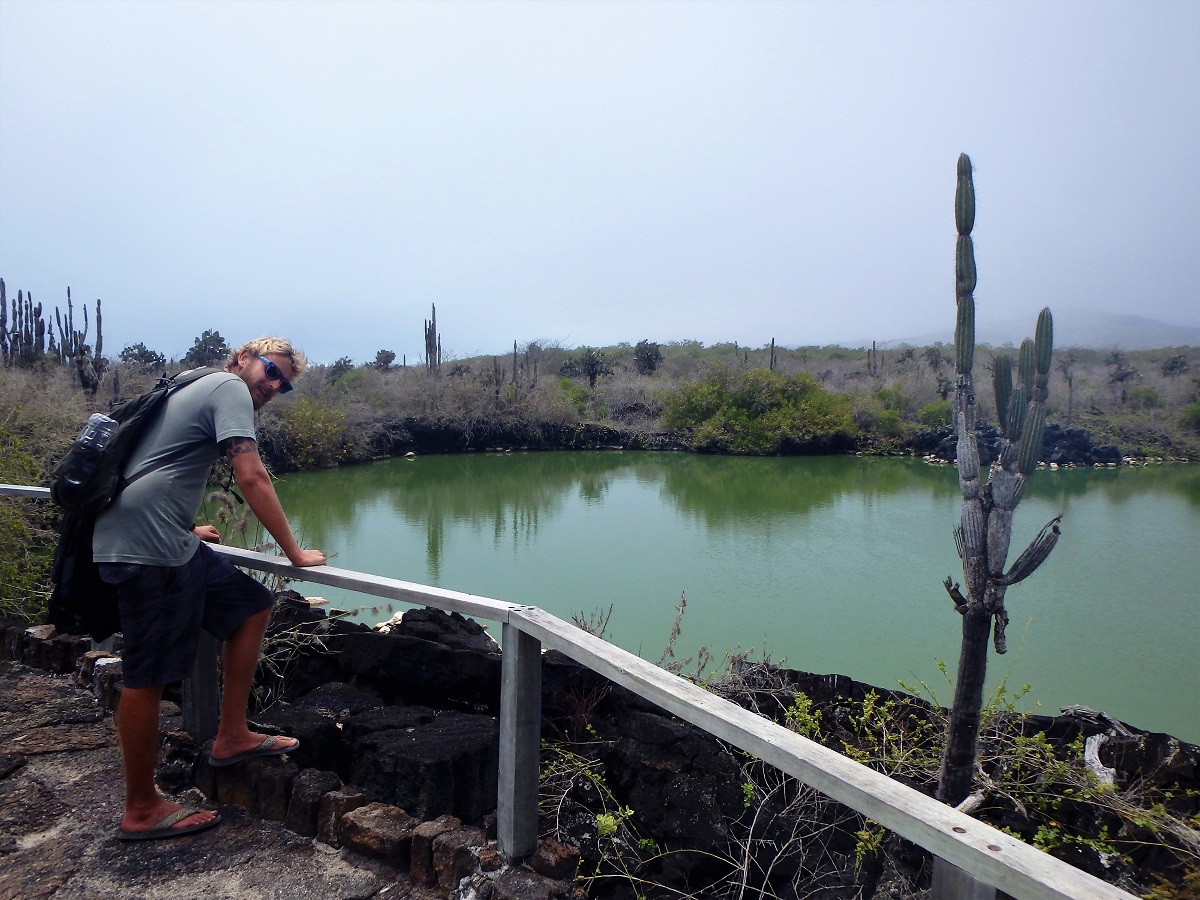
[238,351,296,410]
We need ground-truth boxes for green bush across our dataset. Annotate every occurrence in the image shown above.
[333,367,366,392]
[557,377,588,416]
[875,384,911,413]
[663,367,857,454]
[917,399,953,427]
[878,409,905,437]
[849,392,884,431]
[1180,400,1200,432]
[1128,385,1162,409]
[0,426,50,621]
[279,397,348,469]
[0,368,86,622]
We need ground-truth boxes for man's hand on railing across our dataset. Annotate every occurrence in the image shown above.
[193,525,222,543]
[287,548,328,567]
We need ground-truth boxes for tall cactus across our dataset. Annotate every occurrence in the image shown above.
[424,303,442,375]
[55,287,87,362]
[0,278,8,365]
[94,296,103,362]
[6,289,50,366]
[43,286,105,393]
[936,154,1063,807]
[0,281,102,385]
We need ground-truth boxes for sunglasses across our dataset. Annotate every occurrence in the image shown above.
[257,356,294,393]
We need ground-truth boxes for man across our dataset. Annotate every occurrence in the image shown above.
[93,337,327,840]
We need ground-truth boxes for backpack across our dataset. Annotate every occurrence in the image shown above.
[46,368,221,641]
[50,367,221,514]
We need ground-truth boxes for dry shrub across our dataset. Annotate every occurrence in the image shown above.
[0,366,94,619]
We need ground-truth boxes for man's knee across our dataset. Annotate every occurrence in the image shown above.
[231,604,272,637]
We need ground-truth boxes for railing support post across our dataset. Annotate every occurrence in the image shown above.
[183,633,220,745]
[498,620,541,864]
[931,856,997,900]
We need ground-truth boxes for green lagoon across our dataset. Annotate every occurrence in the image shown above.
[267,452,1200,743]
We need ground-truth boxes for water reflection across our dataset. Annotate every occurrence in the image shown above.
[1026,463,1200,508]
[270,453,1199,742]
[655,454,959,528]
[276,454,1199,569]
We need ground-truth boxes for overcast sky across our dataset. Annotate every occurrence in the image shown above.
[1,0,1197,365]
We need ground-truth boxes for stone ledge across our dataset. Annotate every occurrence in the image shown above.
[0,658,583,899]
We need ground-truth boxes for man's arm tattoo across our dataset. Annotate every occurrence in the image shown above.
[223,436,258,459]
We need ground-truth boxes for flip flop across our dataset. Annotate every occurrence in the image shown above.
[118,806,221,841]
[207,734,298,767]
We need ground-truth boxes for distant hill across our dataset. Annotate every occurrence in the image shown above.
[876,309,1200,350]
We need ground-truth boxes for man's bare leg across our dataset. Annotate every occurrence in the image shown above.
[209,606,298,761]
[116,685,218,832]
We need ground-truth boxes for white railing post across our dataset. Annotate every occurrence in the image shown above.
[932,857,998,899]
[497,619,542,863]
[183,633,221,744]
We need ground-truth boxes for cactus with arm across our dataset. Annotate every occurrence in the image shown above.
[424,303,441,374]
[936,154,1062,806]
[1,278,8,365]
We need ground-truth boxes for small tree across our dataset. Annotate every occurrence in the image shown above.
[120,342,166,371]
[185,329,230,367]
[1105,350,1139,404]
[372,349,396,371]
[327,356,355,383]
[1056,349,1079,426]
[1161,354,1189,379]
[634,339,663,376]
[923,344,949,375]
[561,347,612,391]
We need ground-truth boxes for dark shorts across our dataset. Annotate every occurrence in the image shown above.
[99,542,274,689]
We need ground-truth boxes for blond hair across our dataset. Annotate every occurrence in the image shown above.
[225,337,308,376]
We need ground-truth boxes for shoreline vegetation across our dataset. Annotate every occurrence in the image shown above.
[243,337,1200,473]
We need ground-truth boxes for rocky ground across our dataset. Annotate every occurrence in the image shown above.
[0,658,413,900]
[4,605,1197,900]
[1,619,589,900]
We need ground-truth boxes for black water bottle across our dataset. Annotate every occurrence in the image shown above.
[58,413,119,493]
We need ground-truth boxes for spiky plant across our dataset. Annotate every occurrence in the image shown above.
[936,154,1063,806]
[0,278,8,364]
[424,303,441,375]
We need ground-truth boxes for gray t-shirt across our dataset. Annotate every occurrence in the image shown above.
[93,371,256,567]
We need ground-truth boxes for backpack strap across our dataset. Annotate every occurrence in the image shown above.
[157,366,223,391]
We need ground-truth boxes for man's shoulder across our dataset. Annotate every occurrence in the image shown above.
[165,370,251,429]
[197,372,256,440]
[184,369,240,387]
[176,370,247,402]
